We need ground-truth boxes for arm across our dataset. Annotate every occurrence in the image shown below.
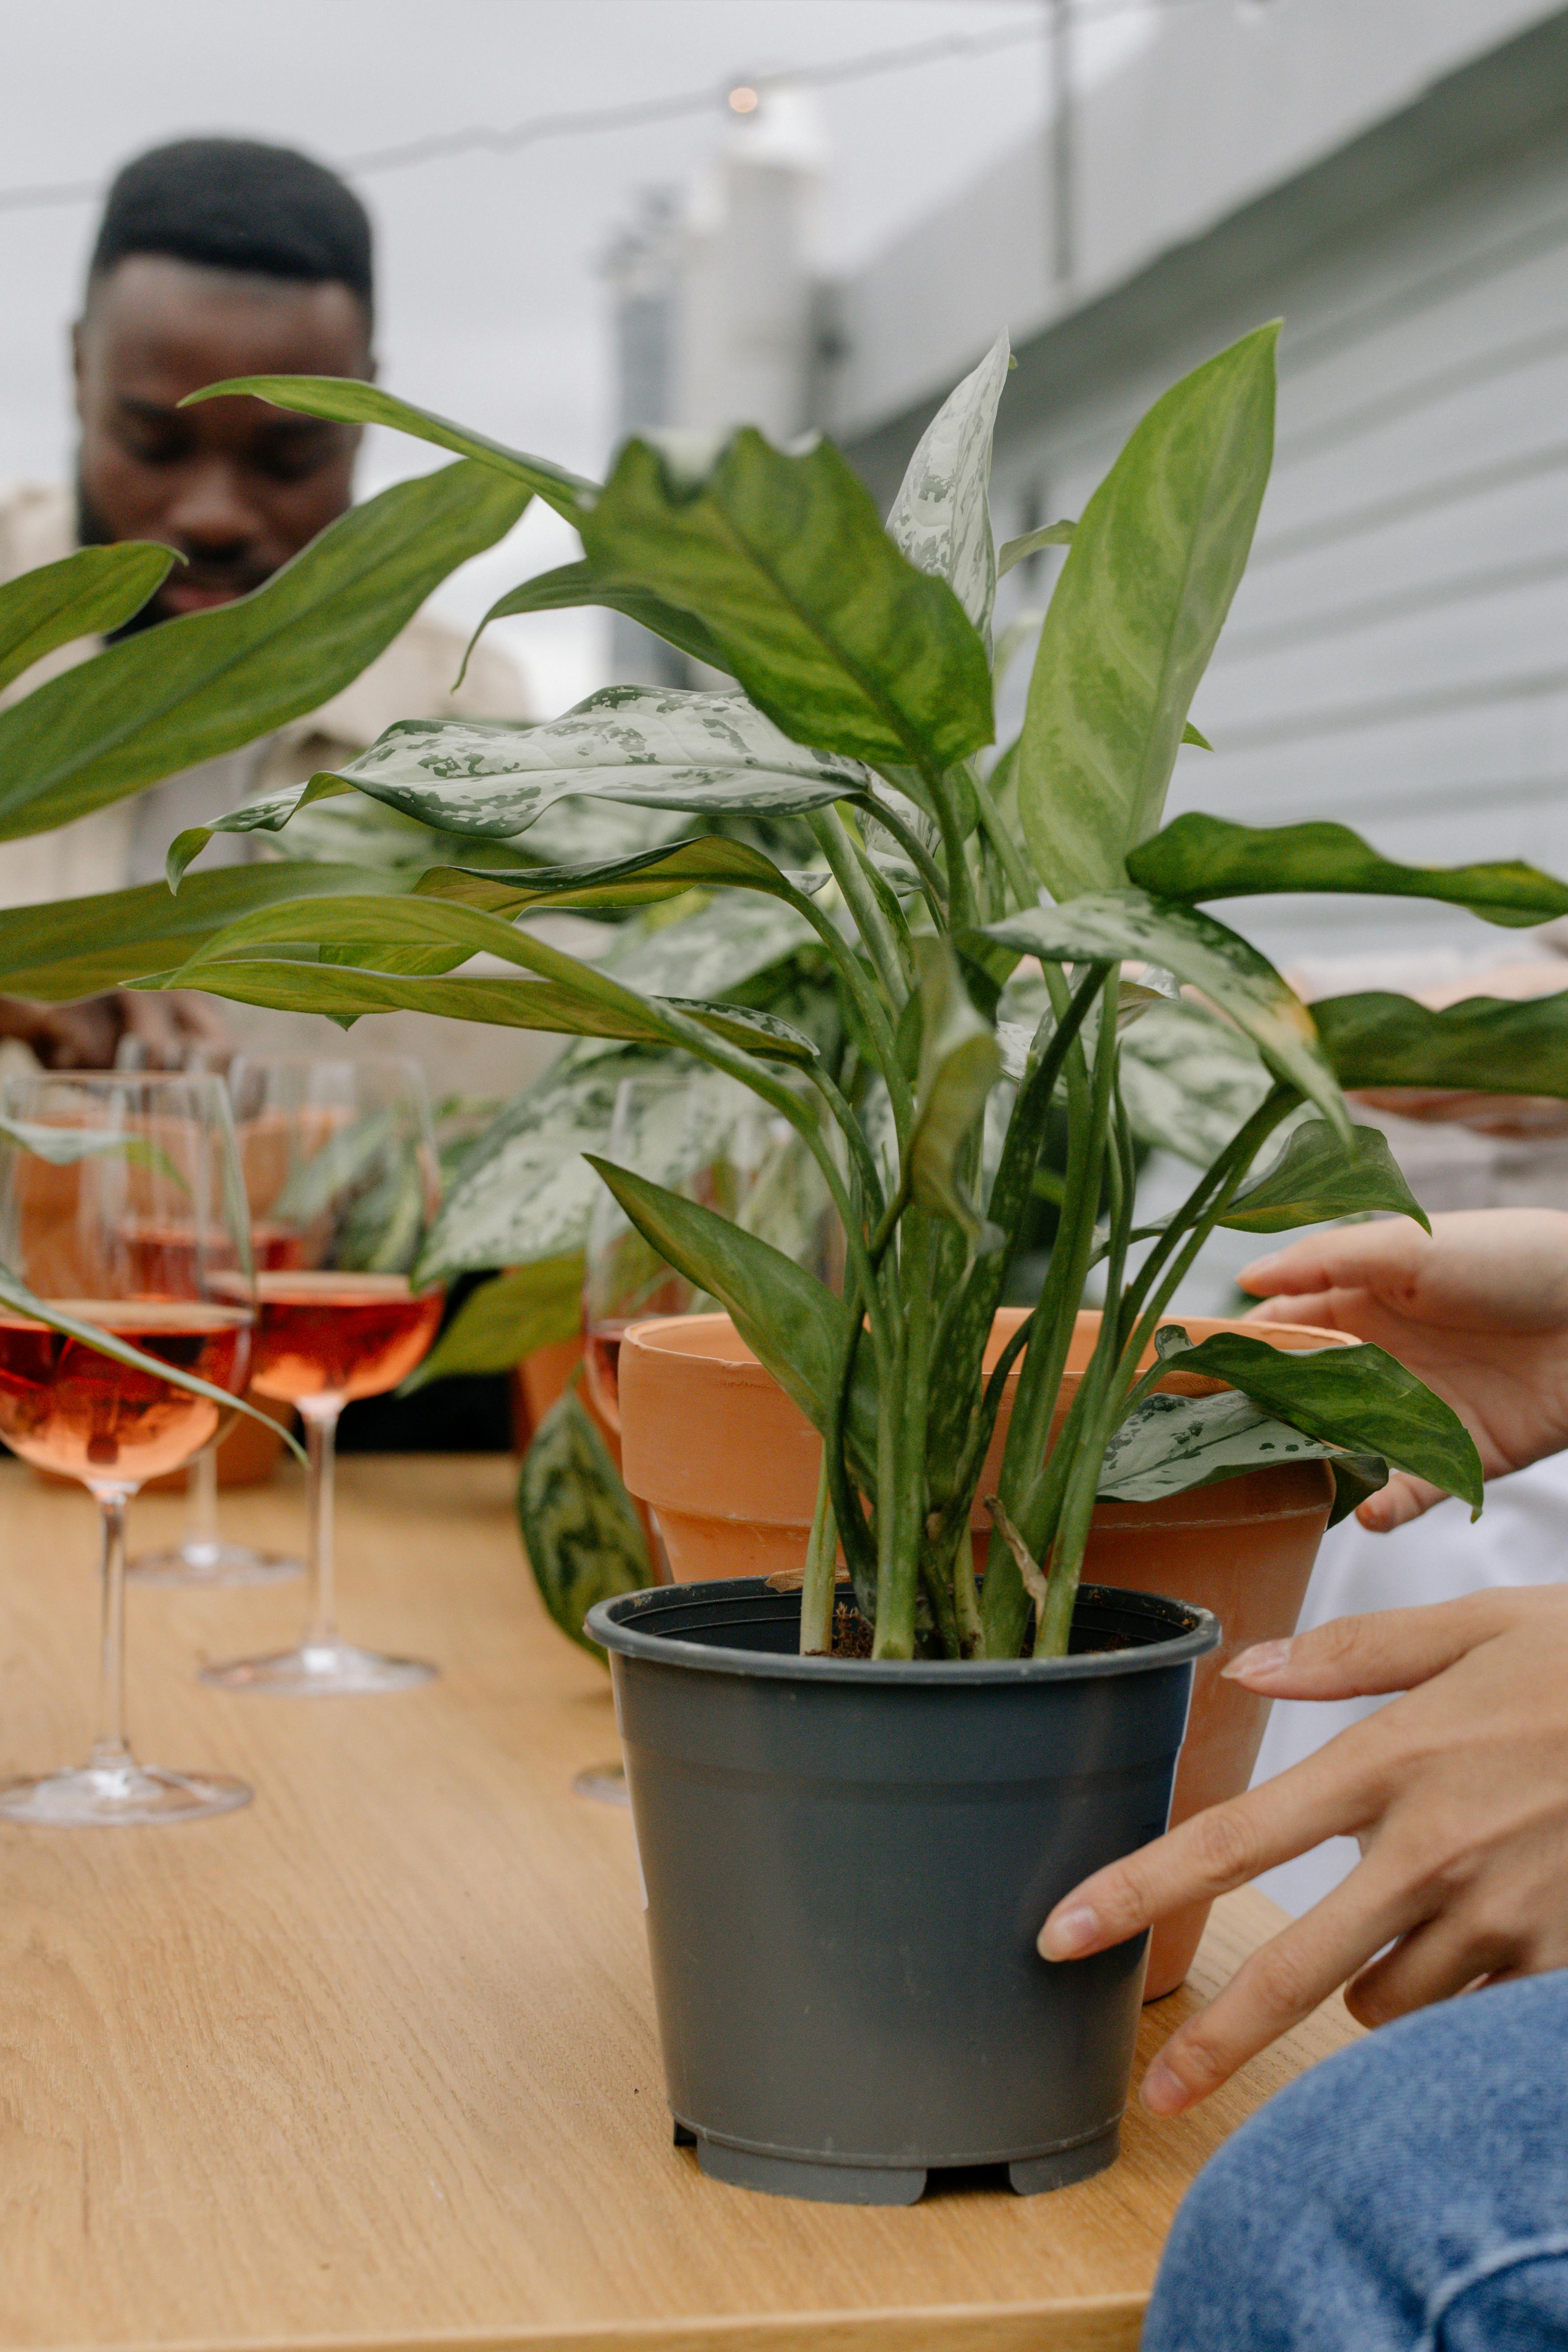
[1040,1593,1568,2110]
[0,989,230,1070]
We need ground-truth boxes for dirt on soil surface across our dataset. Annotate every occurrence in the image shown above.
[830,1599,875,1658]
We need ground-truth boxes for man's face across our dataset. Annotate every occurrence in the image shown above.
[74,254,371,622]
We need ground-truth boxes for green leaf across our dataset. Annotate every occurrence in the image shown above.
[0,462,529,845]
[466,561,733,679]
[403,1257,582,1392]
[975,887,1348,1134]
[0,861,401,1001]
[166,686,873,883]
[1216,1118,1430,1234]
[0,543,173,694]
[0,1264,305,1465]
[1129,813,1568,930]
[1314,991,1568,1097]
[908,937,1003,1244]
[585,1156,852,1443]
[517,1390,652,1660]
[138,955,817,1061]
[1098,1387,1351,1501]
[1017,323,1278,898]
[412,832,802,916]
[885,329,1011,636]
[1182,722,1214,752]
[997,518,1075,575]
[1155,1327,1484,1514]
[581,430,994,777]
[182,374,593,526]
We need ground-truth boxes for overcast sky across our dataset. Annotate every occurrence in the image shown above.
[0,0,1153,712]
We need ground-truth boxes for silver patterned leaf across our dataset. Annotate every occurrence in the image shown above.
[1117,998,1273,1165]
[517,1390,652,1659]
[167,685,875,882]
[886,329,1011,638]
[1097,1387,1343,1501]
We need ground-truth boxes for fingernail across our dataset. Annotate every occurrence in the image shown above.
[1223,1638,1291,1683]
[1142,2061,1189,2116]
[1238,1252,1283,1287]
[1040,1904,1100,1959]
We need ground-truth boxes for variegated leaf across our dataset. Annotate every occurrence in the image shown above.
[886,329,1010,637]
[517,1391,652,1660]
[167,686,875,883]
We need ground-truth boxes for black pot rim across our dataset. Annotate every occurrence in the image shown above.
[588,1578,1220,1685]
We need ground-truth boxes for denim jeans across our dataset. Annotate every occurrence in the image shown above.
[1143,1969,1568,2350]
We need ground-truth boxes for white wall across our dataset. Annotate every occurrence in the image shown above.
[977,66,1568,974]
[827,0,1564,437]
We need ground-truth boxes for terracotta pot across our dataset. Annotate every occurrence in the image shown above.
[618,1307,1345,1996]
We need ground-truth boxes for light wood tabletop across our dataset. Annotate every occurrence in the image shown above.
[0,1453,1359,2352]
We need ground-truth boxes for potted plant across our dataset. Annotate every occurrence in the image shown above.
[136,324,1568,2199]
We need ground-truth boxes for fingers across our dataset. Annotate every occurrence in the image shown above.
[1221,1596,1513,1701]
[1354,1469,1447,1531]
[1238,1222,1430,1304]
[1140,1861,1420,2111]
[1344,1913,1512,2029]
[1040,1749,1380,1963]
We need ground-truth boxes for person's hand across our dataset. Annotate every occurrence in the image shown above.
[1239,1209,1568,1529]
[0,989,230,1071]
[1039,1592,1568,2110]
[106,988,231,1071]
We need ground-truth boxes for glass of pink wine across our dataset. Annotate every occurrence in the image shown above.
[201,1055,443,1698]
[0,1072,256,1826]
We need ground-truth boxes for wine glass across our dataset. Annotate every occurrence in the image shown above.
[117,1037,303,1588]
[128,1436,305,1585]
[201,1055,443,1698]
[0,1072,256,1825]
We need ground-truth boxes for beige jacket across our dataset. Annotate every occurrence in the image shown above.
[0,482,525,905]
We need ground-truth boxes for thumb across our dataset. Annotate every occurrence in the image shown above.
[1222,1595,1508,1699]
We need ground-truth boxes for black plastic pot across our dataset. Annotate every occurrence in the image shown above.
[587,1578,1219,2205]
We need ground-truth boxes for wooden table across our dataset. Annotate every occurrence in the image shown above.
[0,1455,1359,2352]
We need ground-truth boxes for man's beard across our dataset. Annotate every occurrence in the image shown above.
[76,478,164,638]
[75,476,269,634]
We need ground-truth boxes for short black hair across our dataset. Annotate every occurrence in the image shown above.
[88,137,373,317]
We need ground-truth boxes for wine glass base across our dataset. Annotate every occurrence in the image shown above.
[129,1540,305,1587]
[572,1761,630,1806]
[200,1641,437,1697]
[0,1761,252,1827]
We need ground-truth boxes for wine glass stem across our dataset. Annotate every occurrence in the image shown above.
[302,1403,341,1648]
[91,1489,134,1769]
[187,1443,220,1552]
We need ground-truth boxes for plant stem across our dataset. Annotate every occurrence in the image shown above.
[798,1453,838,1656]
[979,968,1118,1657]
[968,761,1038,913]
[808,806,911,1008]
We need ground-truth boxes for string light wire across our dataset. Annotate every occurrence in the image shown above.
[0,0,1191,217]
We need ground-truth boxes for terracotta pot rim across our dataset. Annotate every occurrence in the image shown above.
[622,1307,1354,1376]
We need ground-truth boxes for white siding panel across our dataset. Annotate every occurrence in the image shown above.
[976,87,1568,972]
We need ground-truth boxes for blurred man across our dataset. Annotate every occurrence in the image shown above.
[0,136,521,1064]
